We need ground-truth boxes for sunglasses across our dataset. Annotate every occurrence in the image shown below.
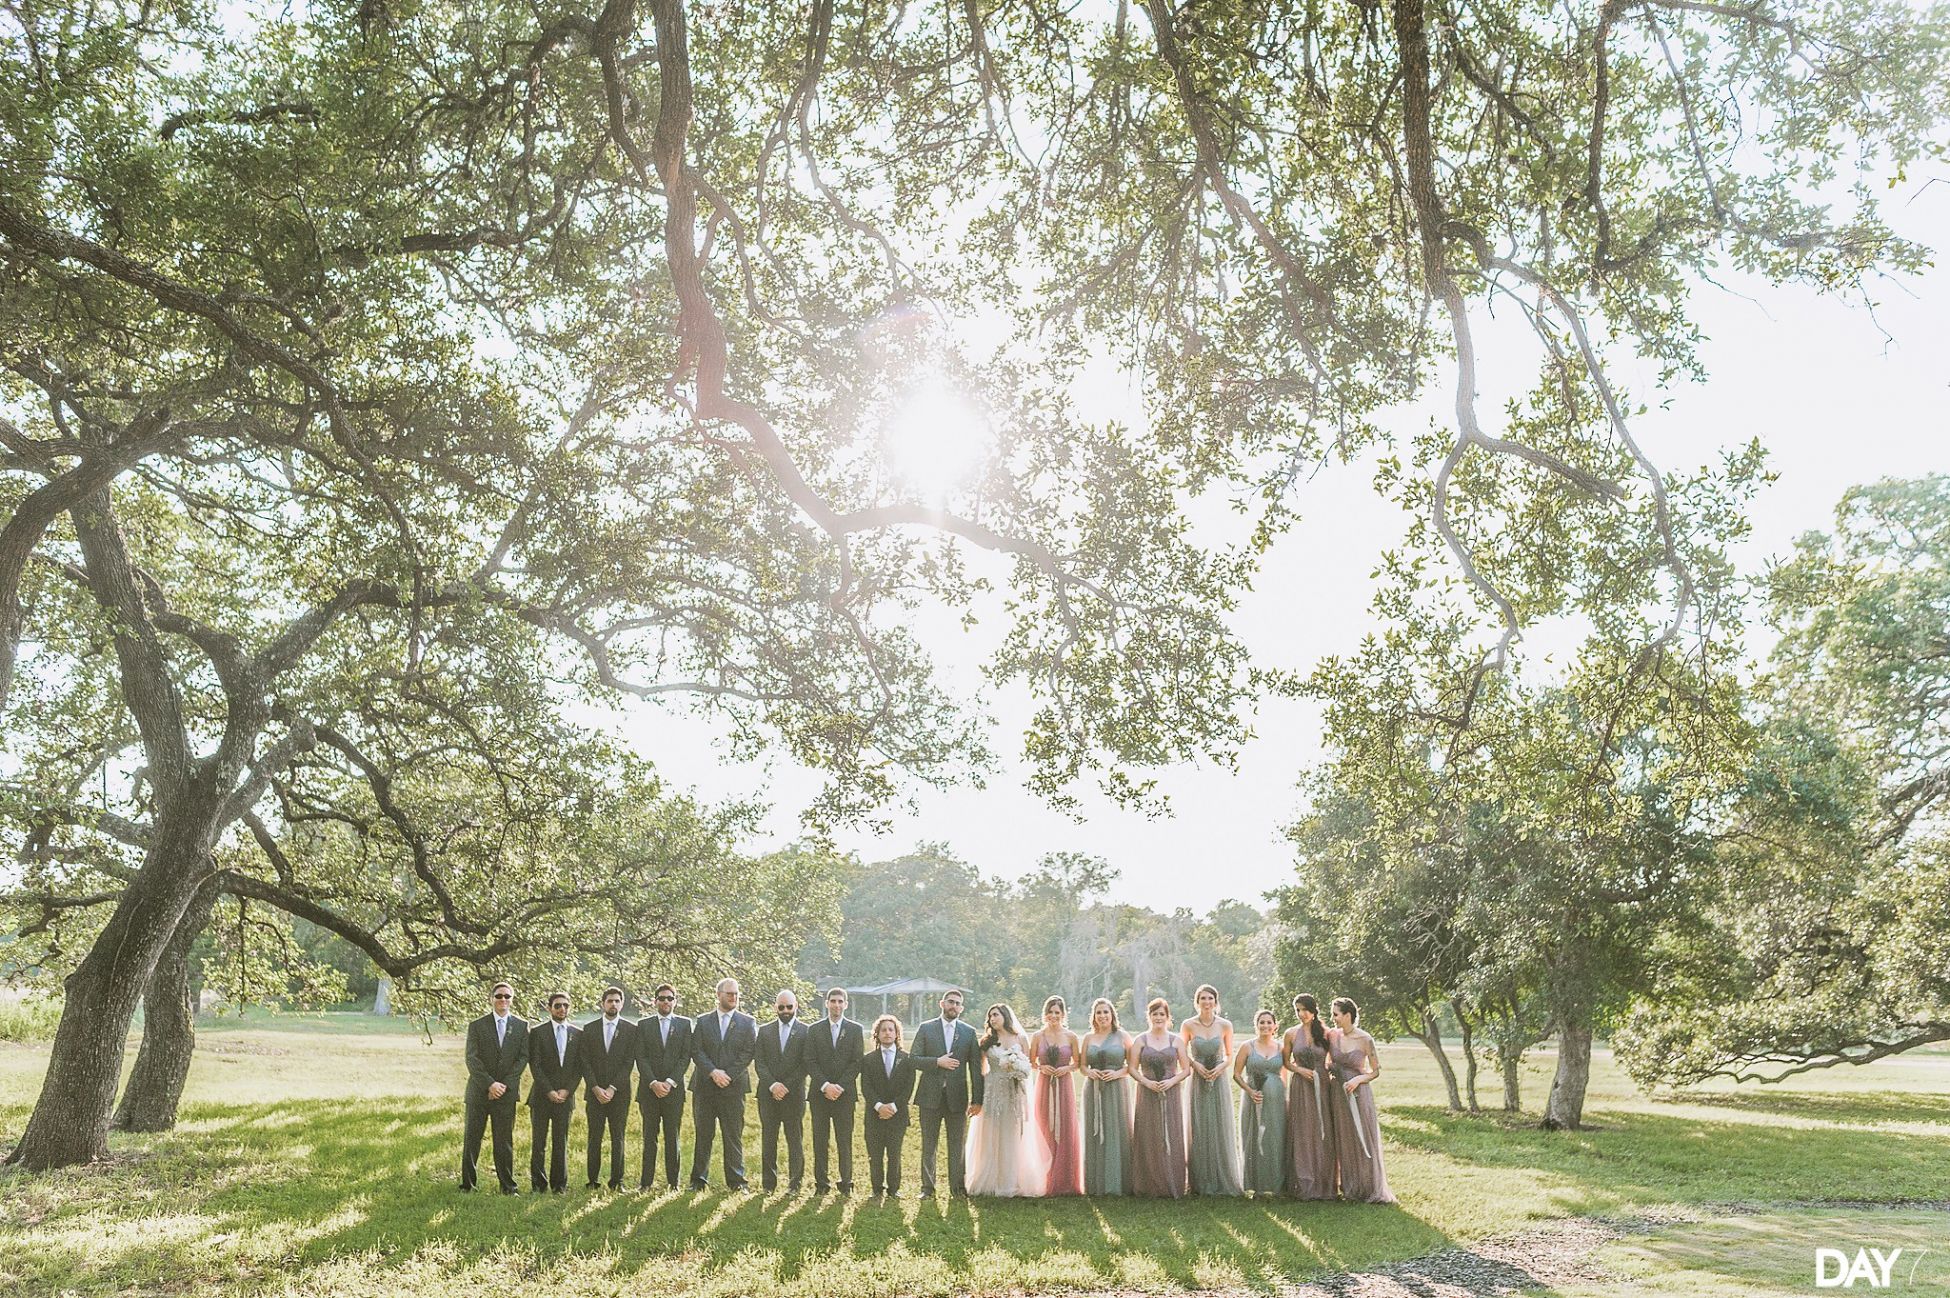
[492,992,512,1000]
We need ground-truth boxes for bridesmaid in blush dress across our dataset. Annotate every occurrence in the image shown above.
[1182,984,1244,1196]
[1081,997,1133,1195]
[1283,994,1337,1200]
[1326,996,1395,1204]
[1029,995,1084,1196]
[1233,1009,1287,1199]
[1127,997,1190,1198]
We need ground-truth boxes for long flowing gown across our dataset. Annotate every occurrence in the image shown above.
[1327,1035,1395,1204]
[1129,1037,1187,1198]
[1037,1041,1083,1196]
[1082,1035,1132,1195]
[967,1041,1049,1197]
[1286,1035,1337,1200]
[1239,1044,1286,1196]
[1186,1032,1244,1196]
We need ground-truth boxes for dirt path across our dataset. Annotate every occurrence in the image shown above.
[1094,1200,1950,1298]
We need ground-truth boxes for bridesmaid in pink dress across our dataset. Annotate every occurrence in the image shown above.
[1030,995,1084,1195]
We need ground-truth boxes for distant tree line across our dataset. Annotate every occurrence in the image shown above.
[801,846,1276,1026]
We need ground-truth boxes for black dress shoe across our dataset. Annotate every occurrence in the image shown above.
[500,1186,520,1195]
[918,1190,935,1200]
[586,1181,600,1190]
[458,1184,476,1193]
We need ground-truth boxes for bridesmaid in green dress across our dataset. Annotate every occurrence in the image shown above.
[1181,984,1243,1196]
[1233,1009,1286,1198]
[1081,997,1133,1195]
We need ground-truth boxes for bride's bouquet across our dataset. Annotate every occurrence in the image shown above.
[996,1045,1032,1095]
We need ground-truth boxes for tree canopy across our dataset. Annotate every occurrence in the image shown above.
[4,0,1946,1165]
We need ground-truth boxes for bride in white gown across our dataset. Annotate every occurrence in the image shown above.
[966,1004,1049,1197]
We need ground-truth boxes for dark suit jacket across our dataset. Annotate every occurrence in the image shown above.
[526,1019,581,1108]
[859,1046,917,1127]
[464,1013,530,1103]
[690,1008,758,1095]
[755,1017,810,1101]
[909,1016,985,1109]
[578,1015,637,1103]
[805,1016,866,1102]
[635,1013,693,1099]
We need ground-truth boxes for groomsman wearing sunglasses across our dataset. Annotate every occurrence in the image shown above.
[526,991,579,1192]
[461,981,529,1193]
[755,988,809,1192]
[635,983,691,1189]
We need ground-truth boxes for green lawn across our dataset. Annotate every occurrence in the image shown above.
[1,1019,1944,1295]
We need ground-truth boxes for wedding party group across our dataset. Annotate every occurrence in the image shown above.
[461,977,1394,1205]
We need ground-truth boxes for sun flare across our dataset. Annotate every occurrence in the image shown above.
[879,374,992,504]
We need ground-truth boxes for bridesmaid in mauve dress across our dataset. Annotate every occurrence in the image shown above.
[1081,998,1133,1195]
[1233,1010,1287,1198]
[1182,984,1244,1196]
[1127,997,1190,1198]
[1030,995,1084,1196]
[1283,994,1337,1199]
[1326,996,1396,1204]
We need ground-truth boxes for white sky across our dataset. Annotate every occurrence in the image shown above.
[622,186,1950,914]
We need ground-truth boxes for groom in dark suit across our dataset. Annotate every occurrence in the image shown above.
[461,981,529,1193]
[689,977,758,1190]
[634,982,691,1189]
[805,986,865,1194]
[909,987,984,1197]
[754,988,809,1191]
[579,985,636,1189]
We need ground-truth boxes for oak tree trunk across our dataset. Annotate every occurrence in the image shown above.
[1453,1000,1481,1113]
[6,818,210,1169]
[1501,1048,1522,1112]
[1415,1008,1463,1111]
[112,878,220,1133]
[1541,1019,1593,1131]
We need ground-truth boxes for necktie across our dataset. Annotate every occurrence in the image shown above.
[557,1024,567,1065]
[661,1016,669,1046]
[605,1019,614,1050]
[495,1017,504,1046]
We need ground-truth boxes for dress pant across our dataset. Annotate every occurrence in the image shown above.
[809,1094,856,1192]
[916,1104,968,1195]
[461,1090,517,1190]
[757,1091,806,1191]
[865,1113,906,1195]
[638,1087,685,1188]
[586,1092,630,1188]
[690,1087,748,1189]
[529,1101,571,1191]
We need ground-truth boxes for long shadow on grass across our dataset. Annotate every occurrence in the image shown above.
[1383,1098,1950,1219]
[167,1097,1447,1291]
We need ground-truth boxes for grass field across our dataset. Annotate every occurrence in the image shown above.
[1,1013,1944,1295]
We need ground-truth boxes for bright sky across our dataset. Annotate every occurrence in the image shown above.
[624,186,1950,915]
